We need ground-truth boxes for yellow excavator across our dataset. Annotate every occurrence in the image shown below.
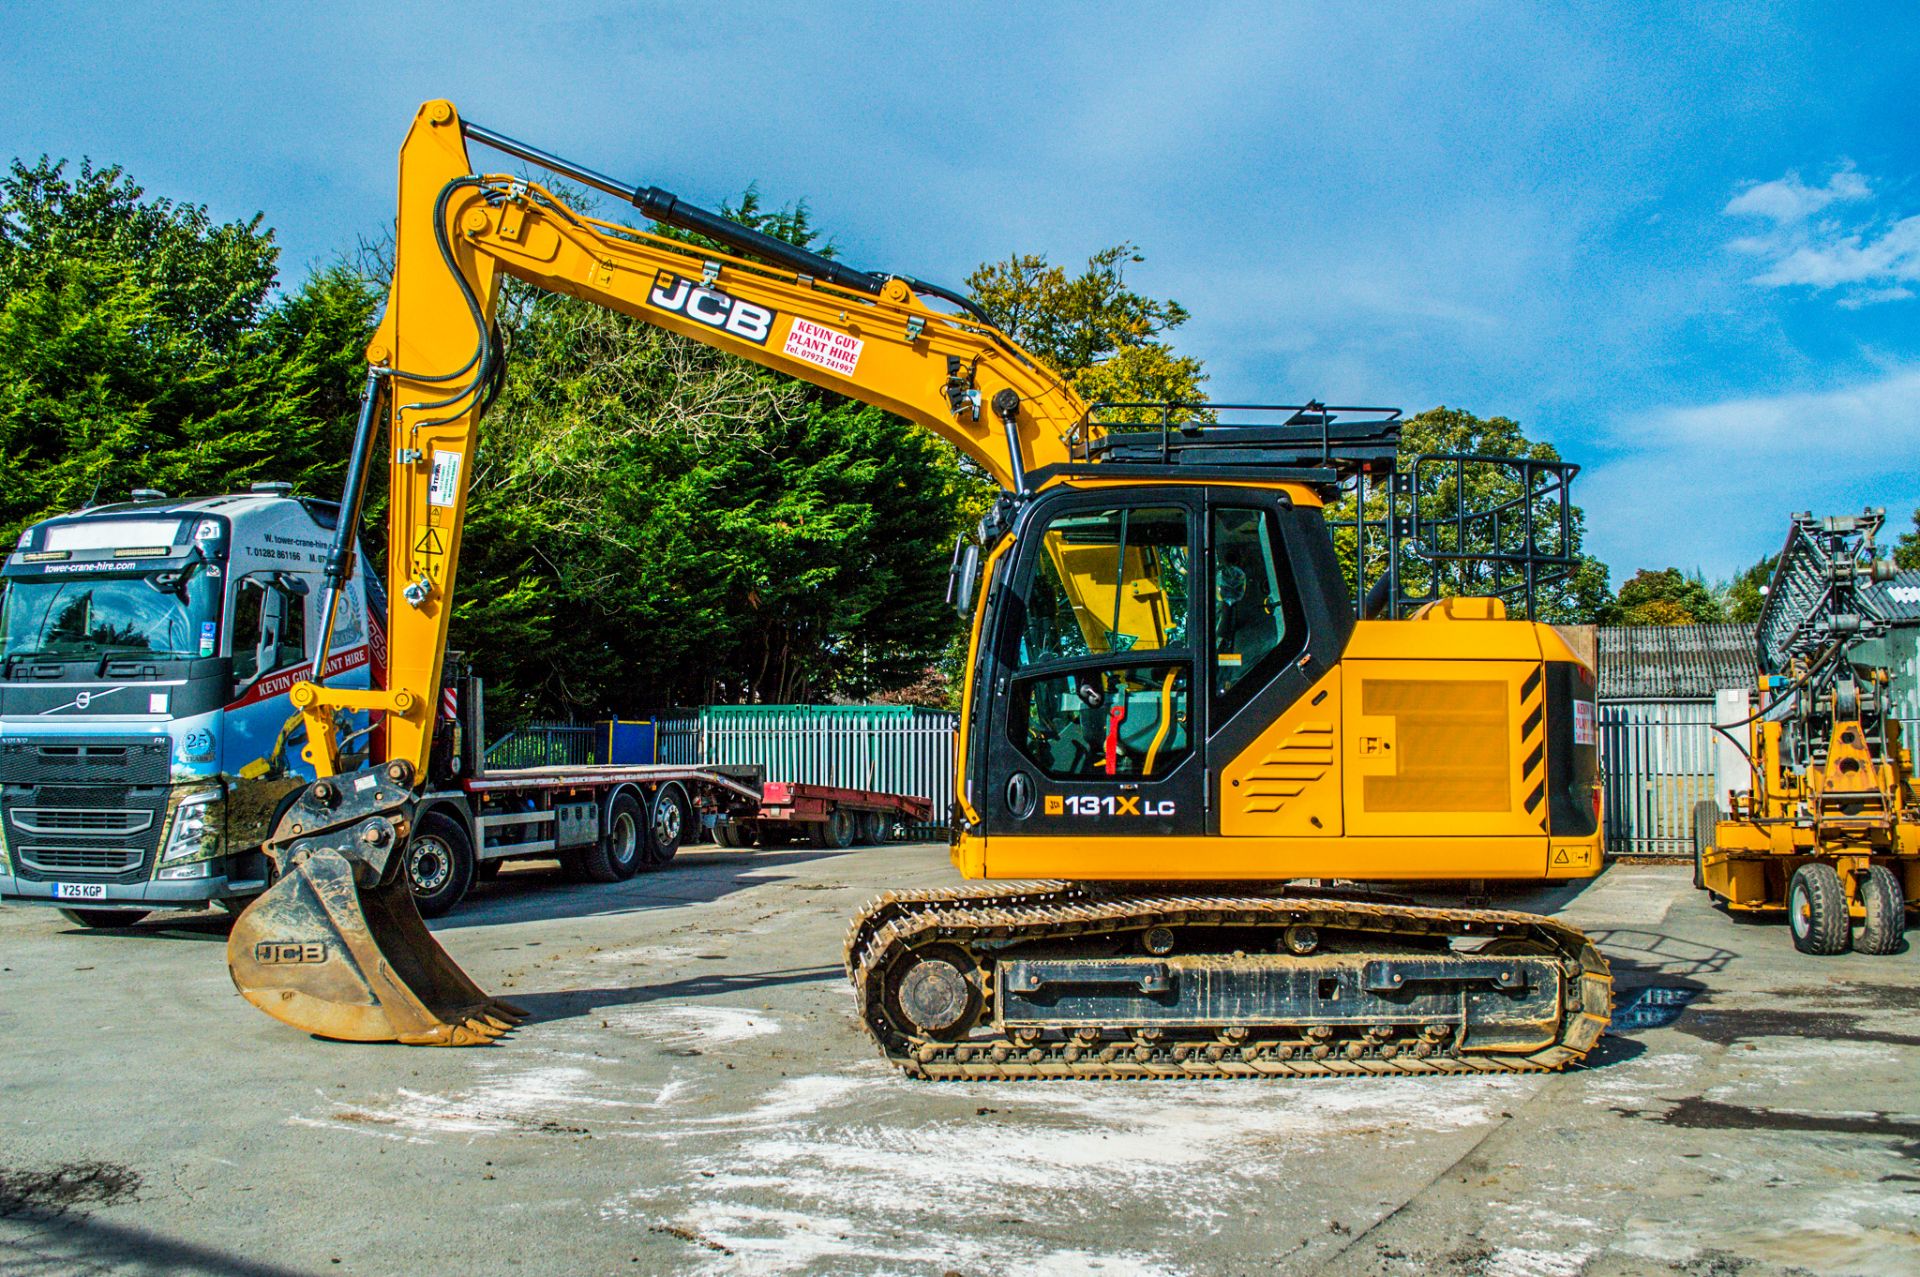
[228,101,1612,1077]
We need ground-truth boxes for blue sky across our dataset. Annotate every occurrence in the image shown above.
[5,3,1917,582]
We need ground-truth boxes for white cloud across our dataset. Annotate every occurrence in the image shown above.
[1723,166,1920,304]
[1582,367,1920,578]
[1723,169,1869,224]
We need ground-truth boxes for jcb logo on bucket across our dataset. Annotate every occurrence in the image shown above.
[256,941,329,964]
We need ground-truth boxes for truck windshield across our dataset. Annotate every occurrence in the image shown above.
[0,566,221,662]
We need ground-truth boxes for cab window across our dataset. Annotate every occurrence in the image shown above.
[1210,506,1303,713]
[1007,504,1195,780]
[230,574,310,685]
[1016,506,1191,668]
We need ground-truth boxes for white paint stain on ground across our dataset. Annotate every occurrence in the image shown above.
[294,1064,676,1141]
[1485,1243,1596,1277]
[612,1068,1535,1273]
[606,1004,783,1047]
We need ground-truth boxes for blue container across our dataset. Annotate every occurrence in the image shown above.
[594,719,656,765]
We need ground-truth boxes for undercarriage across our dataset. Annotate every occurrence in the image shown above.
[847,883,1612,1080]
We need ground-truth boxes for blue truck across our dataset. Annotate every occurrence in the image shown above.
[0,487,915,925]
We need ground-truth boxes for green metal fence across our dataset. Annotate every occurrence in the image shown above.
[652,704,958,817]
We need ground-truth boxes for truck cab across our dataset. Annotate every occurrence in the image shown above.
[0,486,382,924]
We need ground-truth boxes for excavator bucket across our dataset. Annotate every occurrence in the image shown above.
[226,765,525,1045]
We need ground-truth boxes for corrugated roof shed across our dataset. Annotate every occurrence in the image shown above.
[1597,623,1757,700]
[1863,569,1920,624]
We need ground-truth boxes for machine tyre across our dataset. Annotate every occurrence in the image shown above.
[858,811,887,845]
[1788,862,1850,955]
[714,820,754,849]
[810,807,857,850]
[643,784,689,869]
[406,812,476,919]
[58,909,149,929]
[575,794,644,883]
[1691,799,1718,892]
[1857,864,1906,955]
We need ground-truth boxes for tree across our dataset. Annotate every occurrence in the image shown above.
[1326,406,1611,623]
[1719,554,1777,626]
[0,158,377,543]
[1601,568,1726,626]
[1895,507,1920,570]
[967,243,1206,406]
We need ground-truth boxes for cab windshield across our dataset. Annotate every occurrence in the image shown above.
[0,566,222,663]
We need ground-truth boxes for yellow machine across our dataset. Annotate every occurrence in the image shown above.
[1696,511,1917,954]
[228,101,1611,1076]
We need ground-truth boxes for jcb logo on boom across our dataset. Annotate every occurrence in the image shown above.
[1050,794,1176,818]
[648,272,775,344]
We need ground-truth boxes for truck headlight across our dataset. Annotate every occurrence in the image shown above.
[161,787,224,864]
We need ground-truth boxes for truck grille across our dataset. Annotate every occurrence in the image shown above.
[2,776,170,885]
[11,808,153,835]
[17,846,145,875]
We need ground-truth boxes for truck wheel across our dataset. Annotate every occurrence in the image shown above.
[809,807,856,850]
[644,784,689,869]
[1857,865,1906,955]
[858,811,886,845]
[406,812,476,919]
[1691,799,1719,892]
[574,793,644,883]
[58,909,149,929]
[1788,862,1850,955]
[714,820,753,849]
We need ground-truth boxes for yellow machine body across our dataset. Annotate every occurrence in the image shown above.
[227,102,1611,1069]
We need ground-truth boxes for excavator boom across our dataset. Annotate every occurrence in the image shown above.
[228,100,1092,1044]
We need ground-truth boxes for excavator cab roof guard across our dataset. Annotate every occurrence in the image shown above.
[1066,400,1403,487]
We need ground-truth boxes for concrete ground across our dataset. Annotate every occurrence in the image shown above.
[0,847,1916,1277]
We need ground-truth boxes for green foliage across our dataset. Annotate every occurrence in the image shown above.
[1719,554,1777,626]
[1895,507,1920,570]
[967,243,1206,407]
[0,158,378,542]
[1601,567,1726,626]
[1326,406,1611,623]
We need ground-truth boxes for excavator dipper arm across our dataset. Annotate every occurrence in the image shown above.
[229,100,1083,1044]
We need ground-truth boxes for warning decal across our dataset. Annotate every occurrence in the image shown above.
[1573,698,1596,746]
[428,451,461,508]
[783,318,864,377]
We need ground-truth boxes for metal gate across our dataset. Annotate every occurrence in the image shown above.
[1599,699,1716,856]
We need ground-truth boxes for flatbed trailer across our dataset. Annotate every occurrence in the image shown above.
[398,677,933,916]
[714,781,933,850]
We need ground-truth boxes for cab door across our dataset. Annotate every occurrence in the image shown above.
[979,489,1205,839]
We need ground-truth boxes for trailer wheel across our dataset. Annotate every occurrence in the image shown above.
[644,784,689,868]
[809,807,857,850]
[406,812,476,918]
[1691,799,1718,892]
[58,909,149,929]
[573,793,644,883]
[858,811,886,845]
[1857,864,1906,955]
[1788,862,1850,955]
[714,819,754,849]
